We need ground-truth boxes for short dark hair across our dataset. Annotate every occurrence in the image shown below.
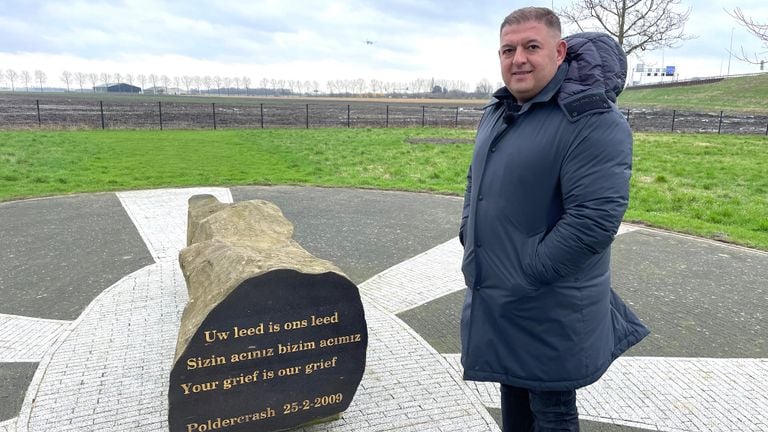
[500,7,561,36]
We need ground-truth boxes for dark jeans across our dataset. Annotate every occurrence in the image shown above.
[500,384,579,432]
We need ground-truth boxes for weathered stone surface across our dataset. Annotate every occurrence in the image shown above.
[169,195,367,432]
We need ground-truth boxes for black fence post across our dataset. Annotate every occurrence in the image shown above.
[765,119,768,136]
[671,110,676,132]
[455,106,460,127]
[158,101,163,130]
[422,106,426,127]
[212,103,217,130]
[718,111,724,134]
[347,105,351,128]
[36,100,41,127]
[100,101,105,130]
[386,105,389,128]
[306,103,309,128]
[626,108,631,125]
[260,103,264,129]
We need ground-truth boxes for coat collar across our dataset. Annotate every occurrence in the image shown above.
[484,63,569,112]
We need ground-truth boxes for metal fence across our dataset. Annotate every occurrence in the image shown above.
[1,96,767,135]
[0,97,484,130]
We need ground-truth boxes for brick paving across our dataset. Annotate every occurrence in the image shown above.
[11,188,497,432]
[1,187,767,431]
[0,316,69,363]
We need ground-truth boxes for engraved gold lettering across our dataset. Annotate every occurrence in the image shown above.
[185,408,276,431]
[277,340,316,354]
[319,333,362,347]
[310,311,339,326]
[304,356,338,374]
[232,323,264,338]
[282,319,308,330]
[230,347,274,363]
[186,355,226,370]
[222,369,259,390]
[180,380,219,395]
[203,329,229,343]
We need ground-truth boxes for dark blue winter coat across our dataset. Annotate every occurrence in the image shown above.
[459,33,649,391]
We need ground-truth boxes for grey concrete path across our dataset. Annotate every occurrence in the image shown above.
[1,186,766,432]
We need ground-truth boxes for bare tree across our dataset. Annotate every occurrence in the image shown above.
[125,73,134,86]
[233,77,241,95]
[213,76,223,95]
[222,77,232,95]
[557,0,694,55]
[34,70,47,92]
[242,76,251,96]
[21,70,31,92]
[475,78,494,95]
[193,76,202,95]
[202,75,212,94]
[369,79,381,94]
[354,78,366,95]
[181,75,193,94]
[173,76,181,94]
[161,75,171,93]
[148,74,158,92]
[728,8,768,65]
[6,69,18,91]
[60,70,72,92]
[99,72,111,89]
[88,73,98,92]
[74,71,87,92]
[137,74,147,93]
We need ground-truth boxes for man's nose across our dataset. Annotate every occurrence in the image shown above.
[512,50,527,64]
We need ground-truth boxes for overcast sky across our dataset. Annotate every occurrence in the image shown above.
[1,0,766,90]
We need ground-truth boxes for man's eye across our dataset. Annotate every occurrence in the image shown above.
[527,45,540,50]
[503,48,515,55]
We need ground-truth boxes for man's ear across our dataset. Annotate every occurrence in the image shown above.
[556,39,567,64]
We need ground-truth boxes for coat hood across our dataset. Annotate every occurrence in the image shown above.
[560,32,627,103]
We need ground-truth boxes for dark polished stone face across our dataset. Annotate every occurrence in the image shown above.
[168,270,368,432]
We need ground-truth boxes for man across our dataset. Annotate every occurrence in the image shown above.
[459,7,649,432]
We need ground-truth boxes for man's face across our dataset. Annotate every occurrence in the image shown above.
[499,20,566,104]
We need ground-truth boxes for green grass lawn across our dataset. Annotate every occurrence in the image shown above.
[1,128,766,250]
[619,74,768,112]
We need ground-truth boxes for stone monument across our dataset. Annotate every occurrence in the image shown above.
[168,195,368,432]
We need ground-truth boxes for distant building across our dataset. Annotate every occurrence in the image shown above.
[93,83,141,93]
[143,86,166,95]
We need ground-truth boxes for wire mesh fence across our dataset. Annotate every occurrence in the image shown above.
[0,95,487,130]
[1,94,767,135]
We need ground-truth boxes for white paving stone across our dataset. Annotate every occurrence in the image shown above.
[0,315,70,362]
[617,223,641,236]
[16,260,185,432]
[361,238,465,315]
[365,223,640,316]
[116,187,232,261]
[444,353,768,432]
[6,187,765,432]
[15,187,497,431]
[0,418,16,432]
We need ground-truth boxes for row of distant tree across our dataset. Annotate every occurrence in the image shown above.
[0,69,499,98]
